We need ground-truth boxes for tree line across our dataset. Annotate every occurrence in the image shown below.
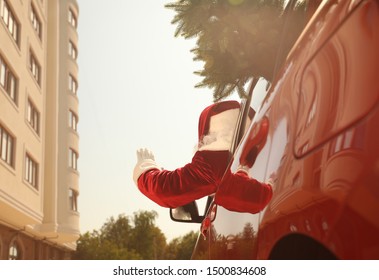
[73,210,198,260]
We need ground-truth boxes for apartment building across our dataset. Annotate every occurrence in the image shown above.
[0,0,80,259]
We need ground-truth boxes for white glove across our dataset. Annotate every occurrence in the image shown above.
[133,148,160,185]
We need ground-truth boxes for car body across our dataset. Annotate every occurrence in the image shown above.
[184,0,379,259]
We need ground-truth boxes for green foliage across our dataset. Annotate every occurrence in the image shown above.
[73,210,199,260]
[165,0,308,101]
[129,211,167,259]
[74,230,141,260]
[192,222,257,259]
[165,231,199,259]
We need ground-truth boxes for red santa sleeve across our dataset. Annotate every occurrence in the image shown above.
[214,170,273,214]
[137,150,230,208]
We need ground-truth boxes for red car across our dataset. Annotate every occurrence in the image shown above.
[171,0,379,259]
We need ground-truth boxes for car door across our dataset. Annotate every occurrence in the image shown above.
[191,0,374,260]
[191,78,271,260]
[191,0,320,260]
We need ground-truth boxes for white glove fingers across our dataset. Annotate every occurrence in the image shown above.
[136,148,144,161]
[136,148,155,161]
[133,148,160,185]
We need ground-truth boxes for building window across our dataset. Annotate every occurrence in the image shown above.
[69,110,78,131]
[0,124,14,168]
[29,50,41,85]
[0,54,18,104]
[69,148,78,170]
[25,153,38,189]
[69,189,78,211]
[0,0,20,45]
[9,241,21,260]
[68,74,77,95]
[27,99,40,135]
[68,8,77,28]
[30,3,42,39]
[68,41,77,60]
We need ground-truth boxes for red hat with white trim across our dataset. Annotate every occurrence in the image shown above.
[198,101,240,141]
[197,100,255,151]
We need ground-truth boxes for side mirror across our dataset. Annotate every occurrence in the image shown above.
[170,201,205,223]
[240,117,269,168]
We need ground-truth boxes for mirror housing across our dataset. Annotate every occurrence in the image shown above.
[170,201,205,223]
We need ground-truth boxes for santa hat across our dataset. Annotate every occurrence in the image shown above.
[197,100,254,151]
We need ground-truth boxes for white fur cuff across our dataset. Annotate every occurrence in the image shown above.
[133,159,160,185]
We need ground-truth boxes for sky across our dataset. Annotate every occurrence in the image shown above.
[77,0,242,241]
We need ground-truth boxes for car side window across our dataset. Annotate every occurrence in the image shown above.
[251,78,270,113]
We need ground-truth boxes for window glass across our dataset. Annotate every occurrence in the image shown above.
[8,13,13,32]
[69,148,78,170]
[9,241,21,260]
[25,153,38,188]
[251,78,270,113]
[9,74,15,99]
[12,21,17,41]
[3,4,9,25]
[1,55,18,104]
[31,4,42,39]
[68,8,77,28]
[30,50,41,85]
[1,1,19,45]
[69,74,77,94]
[0,125,14,167]
[0,60,5,86]
[69,189,78,211]
[69,41,77,60]
[1,130,7,161]
[27,99,40,134]
[69,110,78,131]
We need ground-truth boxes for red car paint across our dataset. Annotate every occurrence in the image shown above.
[192,0,379,259]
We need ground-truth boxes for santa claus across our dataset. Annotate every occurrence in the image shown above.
[133,100,273,214]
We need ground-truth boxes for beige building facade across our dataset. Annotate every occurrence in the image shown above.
[0,0,80,259]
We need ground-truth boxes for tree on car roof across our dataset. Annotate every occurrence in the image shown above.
[165,0,308,101]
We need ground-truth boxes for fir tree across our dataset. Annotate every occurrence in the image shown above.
[165,0,308,101]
